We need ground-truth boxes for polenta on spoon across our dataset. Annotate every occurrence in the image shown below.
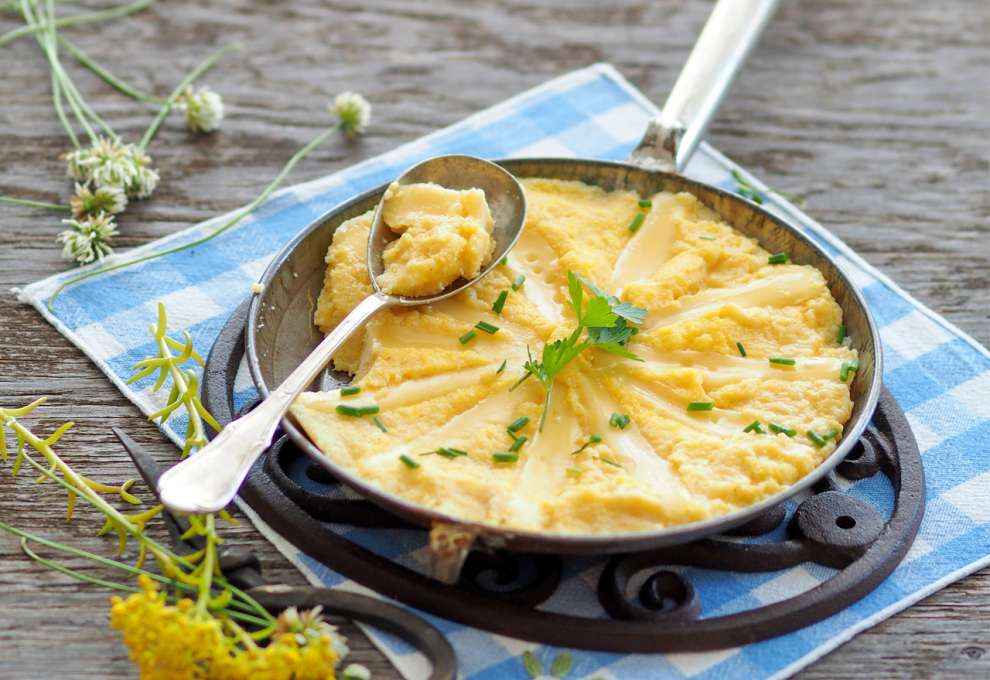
[158,155,527,513]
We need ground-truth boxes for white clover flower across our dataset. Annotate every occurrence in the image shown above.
[340,664,370,680]
[57,212,118,265]
[63,137,159,200]
[177,85,224,133]
[330,91,371,138]
[70,183,127,217]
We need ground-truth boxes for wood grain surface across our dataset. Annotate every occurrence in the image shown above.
[1,1,987,678]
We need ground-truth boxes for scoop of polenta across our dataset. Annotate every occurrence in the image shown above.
[296,178,857,534]
[375,181,495,297]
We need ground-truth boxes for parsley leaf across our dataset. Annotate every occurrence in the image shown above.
[513,272,647,429]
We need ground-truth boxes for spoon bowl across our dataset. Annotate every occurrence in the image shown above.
[157,155,527,514]
[368,154,527,305]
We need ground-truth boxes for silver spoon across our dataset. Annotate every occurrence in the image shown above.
[158,155,527,513]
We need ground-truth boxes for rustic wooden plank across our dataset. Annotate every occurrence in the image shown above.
[0,0,986,678]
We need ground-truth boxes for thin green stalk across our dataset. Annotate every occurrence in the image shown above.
[21,537,140,593]
[50,64,79,147]
[59,35,164,105]
[41,0,117,140]
[21,0,97,142]
[0,0,154,47]
[49,123,342,308]
[195,514,216,614]
[17,535,272,628]
[0,196,69,211]
[139,43,238,150]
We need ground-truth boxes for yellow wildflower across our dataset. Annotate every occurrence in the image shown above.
[111,576,343,679]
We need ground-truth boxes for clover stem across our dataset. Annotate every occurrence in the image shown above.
[59,35,165,105]
[0,0,153,47]
[0,196,70,211]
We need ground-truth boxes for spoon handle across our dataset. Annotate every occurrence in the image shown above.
[158,293,392,514]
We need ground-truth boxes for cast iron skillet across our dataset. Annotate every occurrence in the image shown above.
[245,0,882,569]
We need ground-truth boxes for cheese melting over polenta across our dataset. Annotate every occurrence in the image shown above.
[294,178,858,534]
[375,181,495,297]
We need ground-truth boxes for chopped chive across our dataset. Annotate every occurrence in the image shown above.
[768,252,789,265]
[565,467,583,479]
[507,416,529,434]
[628,212,646,233]
[736,341,747,357]
[492,290,508,314]
[399,454,420,469]
[768,422,797,437]
[336,404,380,417]
[436,447,468,459]
[496,359,507,375]
[475,320,499,335]
[600,456,623,468]
[836,324,847,345]
[509,435,527,452]
[638,199,652,208]
[743,420,764,434]
[687,401,714,412]
[609,413,631,430]
[698,235,717,241]
[340,385,361,397]
[373,416,388,433]
[768,356,796,366]
[840,359,860,382]
[570,434,602,455]
[807,430,827,447]
[492,452,518,464]
[500,256,508,266]
[458,330,477,345]
[512,274,526,290]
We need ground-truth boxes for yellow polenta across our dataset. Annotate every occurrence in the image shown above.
[293,178,857,534]
[375,182,495,297]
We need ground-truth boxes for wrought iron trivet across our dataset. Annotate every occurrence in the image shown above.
[203,300,924,653]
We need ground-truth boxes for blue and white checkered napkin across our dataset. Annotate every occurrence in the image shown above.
[20,64,990,680]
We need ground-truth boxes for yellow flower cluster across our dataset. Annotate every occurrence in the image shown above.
[111,576,341,679]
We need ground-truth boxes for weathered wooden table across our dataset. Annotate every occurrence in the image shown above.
[1,1,987,677]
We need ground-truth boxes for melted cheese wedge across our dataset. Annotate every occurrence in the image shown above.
[294,179,858,534]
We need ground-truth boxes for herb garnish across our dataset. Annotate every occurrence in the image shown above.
[372,416,388,433]
[507,416,529,434]
[768,356,796,366]
[806,430,827,447]
[600,456,623,468]
[509,436,528,452]
[492,452,518,464]
[638,199,652,209]
[686,401,714,412]
[493,290,508,314]
[736,341,747,357]
[512,274,526,290]
[511,272,647,430]
[836,324,847,345]
[840,359,860,382]
[571,434,602,455]
[475,321,499,335]
[340,385,360,397]
[731,168,806,207]
[336,404,379,417]
[743,420,764,433]
[768,252,789,265]
[432,447,468,459]
[627,212,645,233]
[496,359,507,375]
[399,454,420,469]
[458,329,477,345]
[768,422,797,437]
[609,413,631,430]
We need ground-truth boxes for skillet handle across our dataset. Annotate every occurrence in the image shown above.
[629,0,780,173]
